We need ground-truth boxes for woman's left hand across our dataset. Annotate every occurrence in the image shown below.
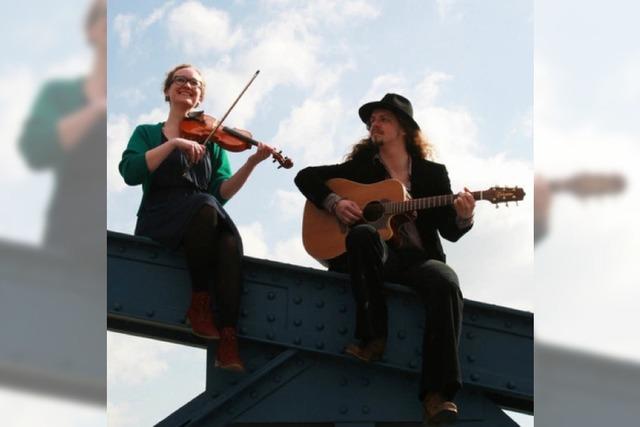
[454,187,475,220]
[248,142,272,166]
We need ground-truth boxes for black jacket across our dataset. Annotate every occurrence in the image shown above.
[294,148,471,263]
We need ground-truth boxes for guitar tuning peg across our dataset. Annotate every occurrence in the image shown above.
[516,201,519,206]
[506,202,509,207]
[495,204,499,209]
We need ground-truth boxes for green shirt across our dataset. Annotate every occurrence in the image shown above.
[119,122,232,213]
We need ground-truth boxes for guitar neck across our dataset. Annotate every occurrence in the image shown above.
[384,191,483,214]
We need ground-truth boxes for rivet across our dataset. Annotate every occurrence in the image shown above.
[339,405,348,414]
[362,405,370,414]
[471,373,479,381]
[293,319,302,327]
[267,291,276,300]
[316,300,325,308]
[316,323,325,331]
[113,303,122,311]
[267,314,276,322]
[507,381,516,390]
[293,296,302,305]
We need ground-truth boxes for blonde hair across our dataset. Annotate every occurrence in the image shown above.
[163,64,206,105]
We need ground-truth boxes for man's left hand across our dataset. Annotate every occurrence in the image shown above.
[454,187,475,220]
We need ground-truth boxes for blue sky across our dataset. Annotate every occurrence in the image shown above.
[106,1,533,426]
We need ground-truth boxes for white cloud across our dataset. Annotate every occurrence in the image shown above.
[274,235,323,269]
[238,221,268,258]
[415,72,453,106]
[272,189,306,221]
[436,0,463,21]
[107,401,140,427]
[272,96,346,164]
[113,14,135,48]
[167,1,244,55]
[107,333,170,386]
[140,1,175,30]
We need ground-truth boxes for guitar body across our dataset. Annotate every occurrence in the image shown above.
[302,178,406,261]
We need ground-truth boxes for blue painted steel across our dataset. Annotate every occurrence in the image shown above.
[108,231,532,426]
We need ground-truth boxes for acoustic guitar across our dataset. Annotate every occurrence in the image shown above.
[302,178,525,261]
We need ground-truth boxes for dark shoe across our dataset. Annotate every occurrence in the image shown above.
[344,337,386,363]
[215,327,245,372]
[186,291,220,340]
[423,392,458,425]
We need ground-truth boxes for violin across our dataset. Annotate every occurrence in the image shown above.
[180,110,293,169]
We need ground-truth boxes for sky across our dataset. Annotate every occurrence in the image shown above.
[106,1,533,426]
[1,0,638,425]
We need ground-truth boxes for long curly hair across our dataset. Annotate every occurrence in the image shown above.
[346,112,434,161]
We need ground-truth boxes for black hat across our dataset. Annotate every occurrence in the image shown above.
[358,93,420,130]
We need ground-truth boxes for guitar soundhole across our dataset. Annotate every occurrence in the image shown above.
[363,201,384,222]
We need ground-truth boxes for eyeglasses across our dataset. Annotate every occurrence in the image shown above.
[172,76,203,88]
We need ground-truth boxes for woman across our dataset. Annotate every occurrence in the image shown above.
[119,64,271,372]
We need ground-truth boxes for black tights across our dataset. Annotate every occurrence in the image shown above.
[182,205,243,327]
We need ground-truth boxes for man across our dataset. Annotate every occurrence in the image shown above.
[294,93,475,424]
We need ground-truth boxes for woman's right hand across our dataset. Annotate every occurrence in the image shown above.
[334,199,363,225]
[171,137,206,164]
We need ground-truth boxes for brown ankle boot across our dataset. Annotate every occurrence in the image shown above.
[216,327,245,372]
[423,392,458,425]
[186,291,220,340]
[344,337,386,363]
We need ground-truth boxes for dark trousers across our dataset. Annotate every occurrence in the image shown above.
[342,224,464,401]
[183,205,243,327]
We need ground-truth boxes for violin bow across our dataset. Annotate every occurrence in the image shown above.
[203,69,260,146]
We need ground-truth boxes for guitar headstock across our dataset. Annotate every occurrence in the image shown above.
[482,186,526,205]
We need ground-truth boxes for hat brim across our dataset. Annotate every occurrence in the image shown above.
[358,101,420,130]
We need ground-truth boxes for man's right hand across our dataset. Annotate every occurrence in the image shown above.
[334,199,363,225]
